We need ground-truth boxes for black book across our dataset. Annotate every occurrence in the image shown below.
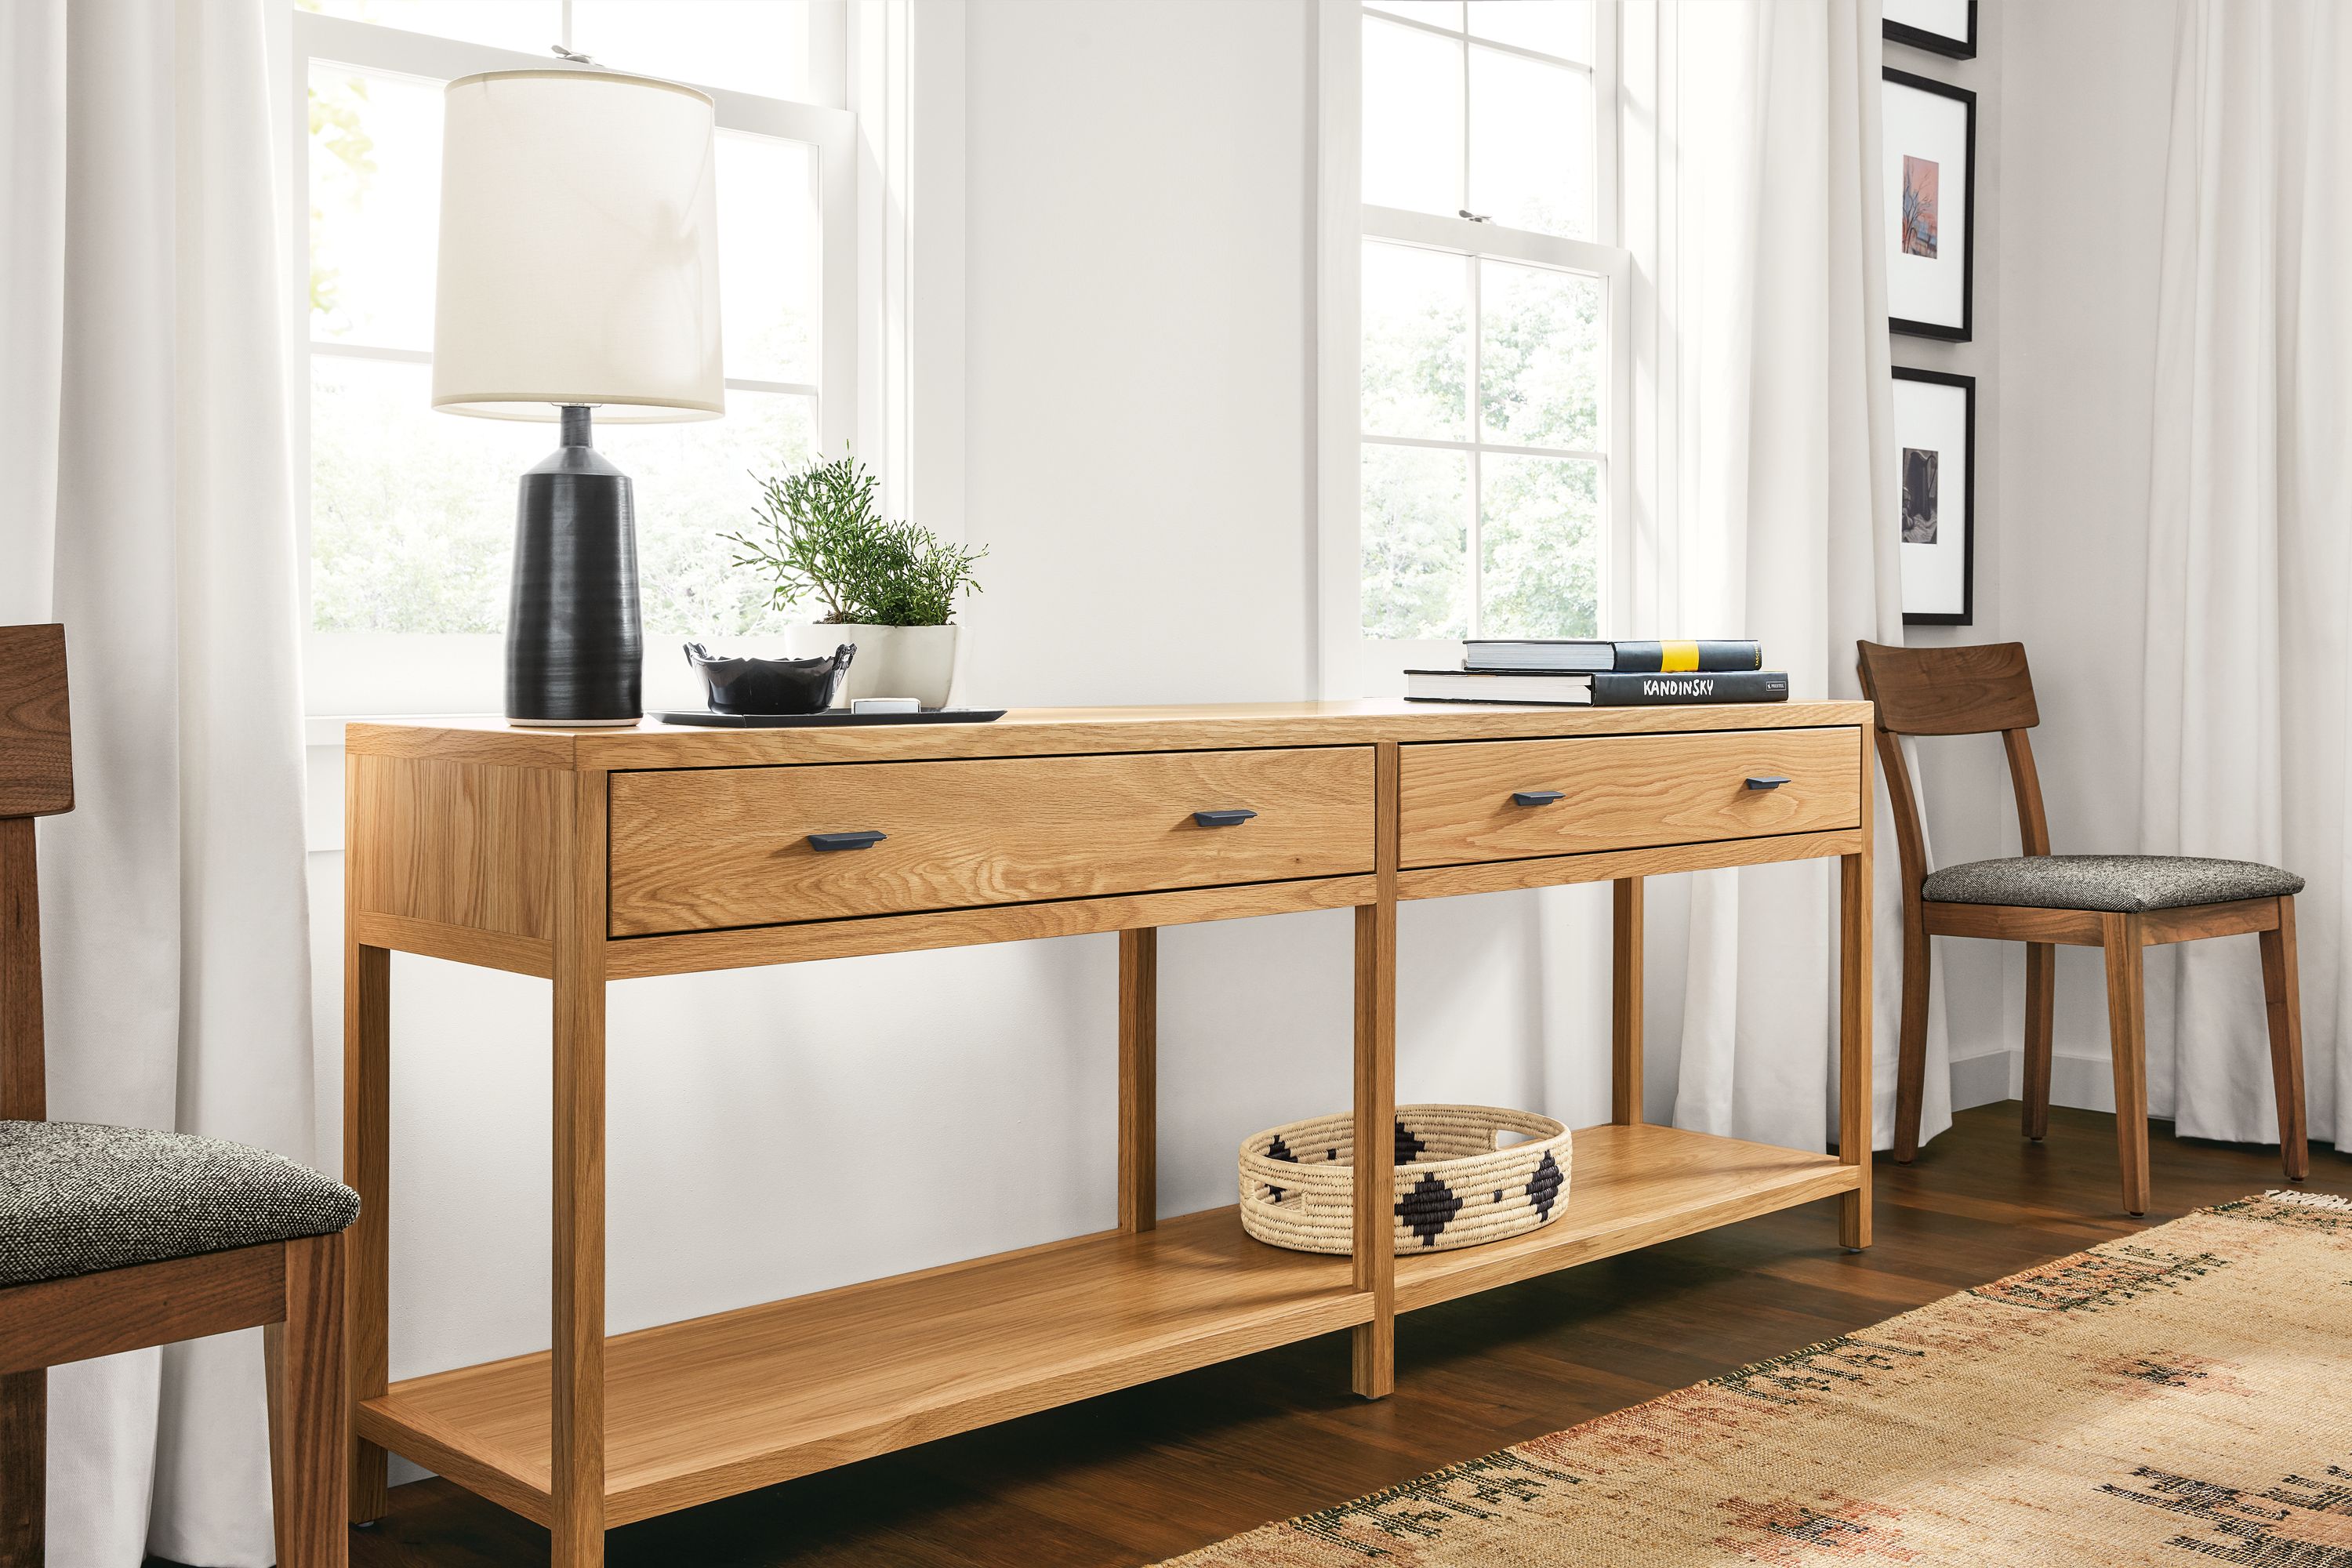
[1590,670,1788,706]
[1463,638,1763,673]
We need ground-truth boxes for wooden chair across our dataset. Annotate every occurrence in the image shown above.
[1856,641,2308,1216]
[0,624,357,1566]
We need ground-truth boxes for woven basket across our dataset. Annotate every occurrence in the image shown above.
[1238,1105,1572,1255]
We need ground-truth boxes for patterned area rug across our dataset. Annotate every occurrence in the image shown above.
[1163,1191,2352,1566]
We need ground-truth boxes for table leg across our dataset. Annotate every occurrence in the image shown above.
[552,772,608,1566]
[1611,877,1642,1126]
[1351,898,1396,1398]
[1119,928,1157,1233]
[1838,851,1872,1250]
[343,938,390,1524]
[1352,740,1399,1399]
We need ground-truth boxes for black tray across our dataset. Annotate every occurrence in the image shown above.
[653,708,1007,728]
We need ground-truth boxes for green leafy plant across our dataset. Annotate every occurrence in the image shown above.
[722,450,985,626]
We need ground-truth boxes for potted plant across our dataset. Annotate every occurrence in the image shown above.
[723,451,985,709]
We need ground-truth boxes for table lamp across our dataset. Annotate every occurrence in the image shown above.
[432,67,723,727]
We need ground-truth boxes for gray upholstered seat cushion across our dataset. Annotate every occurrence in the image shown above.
[0,1121,359,1287]
[1922,855,2303,914]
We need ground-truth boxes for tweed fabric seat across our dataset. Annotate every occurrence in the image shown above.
[1922,854,2304,915]
[0,1120,360,1287]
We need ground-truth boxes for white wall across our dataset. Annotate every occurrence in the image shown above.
[960,0,1318,708]
[1995,0,2180,1109]
[1880,0,2192,1123]
[1883,2,2016,1109]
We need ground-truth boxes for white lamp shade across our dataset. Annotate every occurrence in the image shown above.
[432,69,723,422]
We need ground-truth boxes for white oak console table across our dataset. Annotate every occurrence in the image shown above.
[342,699,1874,1564]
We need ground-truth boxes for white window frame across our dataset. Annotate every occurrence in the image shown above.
[1316,0,1632,698]
[282,5,858,723]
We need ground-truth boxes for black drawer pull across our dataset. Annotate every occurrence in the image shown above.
[808,830,887,851]
[1745,775,1791,791]
[1194,808,1258,827]
[1512,789,1565,808]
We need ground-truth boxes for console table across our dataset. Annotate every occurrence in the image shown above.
[343,699,1874,1564]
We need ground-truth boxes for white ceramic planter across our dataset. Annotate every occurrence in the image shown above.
[784,622,959,710]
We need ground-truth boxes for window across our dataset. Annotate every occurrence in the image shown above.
[290,2,854,717]
[1326,0,1627,690]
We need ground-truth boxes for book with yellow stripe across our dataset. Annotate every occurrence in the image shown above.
[1463,638,1762,674]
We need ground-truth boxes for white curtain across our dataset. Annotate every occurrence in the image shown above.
[0,2,315,1563]
[1642,0,1948,1154]
[2140,0,2351,1147]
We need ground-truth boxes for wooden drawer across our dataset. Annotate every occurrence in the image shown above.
[608,748,1376,935]
[1398,728,1860,868]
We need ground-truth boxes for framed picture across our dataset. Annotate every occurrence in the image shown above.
[1893,366,1973,625]
[1884,0,1976,59]
[1882,69,1975,341]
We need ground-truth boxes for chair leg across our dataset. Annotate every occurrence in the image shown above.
[2259,896,2310,1181]
[2100,913,2151,1216]
[264,1234,349,1568]
[0,1368,42,1568]
[2022,942,2054,1141]
[1894,907,1930,1162]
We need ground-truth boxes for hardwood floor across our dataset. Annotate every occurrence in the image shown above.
[306,1103,2339,1568]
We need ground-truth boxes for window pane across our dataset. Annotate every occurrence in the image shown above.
[305,0,558,53]
[1481,454,1599,638]
[1466,1,1593,63]
[312,358,820,638]
[1363,17,1461,217]
[309,66,443,351]
[1363,444,1469,640]
[1366,0,1464,25]
[310,355,543,633]
[1480,260,1602,451]
[1362,241,1468,441]
[572,0,813,101]
[600,391,818,637]
[1467,46,1591,238]
[717,133,818,384]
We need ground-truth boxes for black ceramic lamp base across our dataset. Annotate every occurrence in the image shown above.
[506,405,643,728]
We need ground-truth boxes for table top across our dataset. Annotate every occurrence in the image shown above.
[347,699,1875,771]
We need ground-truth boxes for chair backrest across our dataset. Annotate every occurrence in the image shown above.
[1,622,71,1123]
[1855,641,2050,905]
[1855,640,2039,735]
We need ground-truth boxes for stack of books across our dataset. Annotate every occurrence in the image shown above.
[1405,640,1789,706]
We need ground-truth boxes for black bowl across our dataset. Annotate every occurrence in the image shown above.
[684,642,855,715]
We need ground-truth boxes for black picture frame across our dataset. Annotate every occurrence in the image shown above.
[1893,365,1974,626]
[1884,1,1977,60]
[1884,68,1976,343]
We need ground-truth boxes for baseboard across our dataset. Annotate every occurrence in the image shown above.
[2050,1051,2116,1114]
[1940,1047,2117,1116]
[1948,1047,2016,1112]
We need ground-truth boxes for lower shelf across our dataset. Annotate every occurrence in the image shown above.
[360,1121,1858,1527]
[1396,1122,1861,1311]
[359,1207,1367,1528]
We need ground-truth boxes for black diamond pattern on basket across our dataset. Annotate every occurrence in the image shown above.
[1397,1119,1428,1164]
[1528,1151,1564,1221]
[1265,1132,1298,1203]
[1398,1172,1465,1247]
